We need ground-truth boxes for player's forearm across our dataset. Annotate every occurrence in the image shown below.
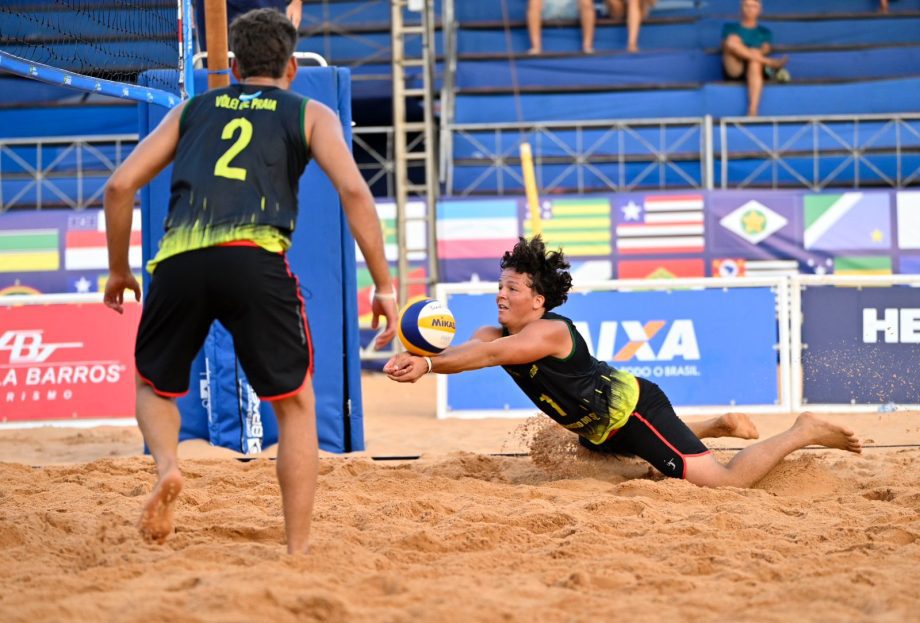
[103,181,136,274]
[430,340,502,374]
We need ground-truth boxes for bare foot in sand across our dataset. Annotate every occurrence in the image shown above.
[795,412,862,454]
[689,412,759,440]
[716,412,760,440]
[138,469,183,544]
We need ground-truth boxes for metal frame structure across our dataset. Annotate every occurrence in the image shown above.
[0,134,138,212]
[445,116,713,195]
[390,0,440,302]
[719,113,920,190]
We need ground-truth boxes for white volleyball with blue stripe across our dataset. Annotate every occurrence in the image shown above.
[397,297,456,356]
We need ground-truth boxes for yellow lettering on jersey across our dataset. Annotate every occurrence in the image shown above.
[538,393,566,417]
[249,98,277,111]
[529,364,538,378]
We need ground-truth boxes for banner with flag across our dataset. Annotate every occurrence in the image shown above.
[896,191,920,250]
[833,256,893,275]
[619,258,704,279]
[803,192,891,252]
[524,197,612,257]
[65,209,142,270]
[614,193,704,255]
[711,258,799,278]
[0,228,59,273]
[437,199,519,260]
[709,192,800,259]
[900,256,920,274]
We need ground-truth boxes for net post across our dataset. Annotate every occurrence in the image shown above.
[204,0,231,90]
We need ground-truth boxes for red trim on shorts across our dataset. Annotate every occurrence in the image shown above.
[631,411,689,479]
[136,370,188,398]
[260,374,310,402]
[216,240,262,248]
[283,253,314,378]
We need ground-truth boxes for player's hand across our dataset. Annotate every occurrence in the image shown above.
[103,270,140,314]
[383,352,426,383]
[371,292,398,350]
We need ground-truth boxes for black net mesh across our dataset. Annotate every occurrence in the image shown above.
[0,1,180,96]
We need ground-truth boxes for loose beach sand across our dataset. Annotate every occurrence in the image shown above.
[1,372,919,622]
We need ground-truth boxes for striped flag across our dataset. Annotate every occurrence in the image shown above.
[524,197,611,257]
[0,228,60,272]
[712,258,799,278]
[65,209,142,270]
[437,199,519,259]
[355,200,427,263]
[615,194,704,255]
[619,259,704,279]
[834,256,892,275]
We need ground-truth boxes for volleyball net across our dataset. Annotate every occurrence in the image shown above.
[0,0,194,107]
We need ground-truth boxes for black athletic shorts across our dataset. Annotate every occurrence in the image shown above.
[135,245,313,400]
[580,377,710,479]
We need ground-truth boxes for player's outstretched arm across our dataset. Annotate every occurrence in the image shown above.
[384,320,569,382]
[103,102,185,313]
[305,99,397,348]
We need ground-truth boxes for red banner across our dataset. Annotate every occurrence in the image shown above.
[0,302,140,422]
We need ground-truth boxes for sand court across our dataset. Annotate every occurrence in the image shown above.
[1,373,919,622]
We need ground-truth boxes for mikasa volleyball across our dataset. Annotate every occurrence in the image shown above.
[397,298,457,356]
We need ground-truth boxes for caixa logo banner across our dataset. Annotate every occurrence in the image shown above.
[443,286,780,415]
[0,303,140,421]
[802,286,920,405]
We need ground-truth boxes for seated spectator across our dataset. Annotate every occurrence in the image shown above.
[606,0,657,53]
[721,0,789,117]
[196,0,302,52]
[527,0,598,54]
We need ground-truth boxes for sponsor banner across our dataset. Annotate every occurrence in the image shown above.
[613,193,704,255]
[896,191,920,250]
[803,191,891,252]
[442,286,780,416]
[0,302,140,421]
[801,285,920,405]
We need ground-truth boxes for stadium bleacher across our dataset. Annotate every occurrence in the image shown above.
[1,0,920,202]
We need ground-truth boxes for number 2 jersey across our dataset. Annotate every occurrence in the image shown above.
[148,83,311,272]
[501,312,640,444]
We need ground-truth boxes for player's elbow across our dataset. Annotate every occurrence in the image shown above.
[104,170,136,203]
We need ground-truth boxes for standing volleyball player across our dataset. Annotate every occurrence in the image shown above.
[103,8,398,554]
[385,236,862,487]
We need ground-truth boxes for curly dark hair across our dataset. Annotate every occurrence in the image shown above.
[500,235,573,311]
[229,8,298,79]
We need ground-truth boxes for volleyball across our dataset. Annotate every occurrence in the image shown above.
[397,298,456,356]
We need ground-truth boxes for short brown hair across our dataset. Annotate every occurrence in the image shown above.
[229,8,298,79]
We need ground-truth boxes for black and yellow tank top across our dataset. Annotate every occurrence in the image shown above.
[501,312,640,444]
[148,83,311,272]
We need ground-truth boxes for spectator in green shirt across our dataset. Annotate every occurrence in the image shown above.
[721,0,789,117]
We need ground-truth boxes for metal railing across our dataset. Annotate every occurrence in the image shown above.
[719,113,920,190]
[445,117,713,195]
[0,134,137,212]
